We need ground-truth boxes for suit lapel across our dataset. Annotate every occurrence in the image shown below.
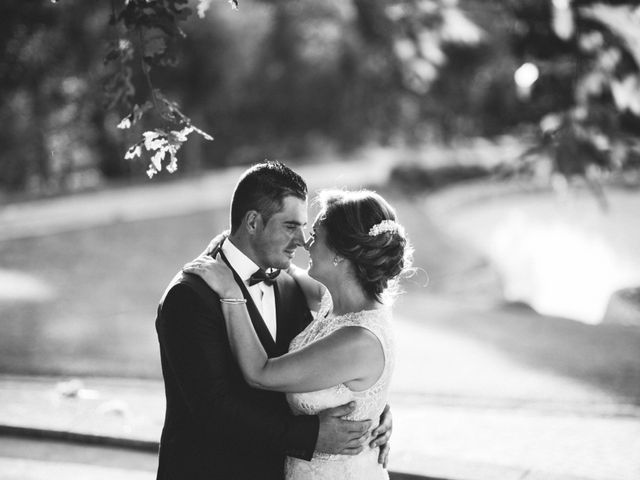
[273,274,310,354]
[273,281,289,355]
[218,250,278,357]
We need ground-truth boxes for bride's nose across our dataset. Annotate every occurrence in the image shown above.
[303,236,313,251]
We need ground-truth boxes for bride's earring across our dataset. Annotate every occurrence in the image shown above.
[333,256,340,266]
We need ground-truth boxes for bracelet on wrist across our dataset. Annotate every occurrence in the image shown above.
[220,297,247,305]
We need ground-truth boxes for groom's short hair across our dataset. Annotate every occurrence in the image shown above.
[230,161,307,234]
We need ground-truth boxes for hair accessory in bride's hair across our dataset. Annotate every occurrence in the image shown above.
[368,219,403,237]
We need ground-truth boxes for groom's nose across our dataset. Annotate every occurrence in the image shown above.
[293,228,306,247]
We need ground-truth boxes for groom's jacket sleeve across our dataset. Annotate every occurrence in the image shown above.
[157,276,319,460]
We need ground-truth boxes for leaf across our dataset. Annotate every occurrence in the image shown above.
[581,4,640,70]
[197,0,212,18]
[192,125,214,141]
[118,39,134,62]
[418,32,445,66]
[170,126,193,143]
[406,58,437,93]
[414,0,439,16]
[441,7,484,45]
[124,144,143,160]
[117,117,132,129]
[166,153,179,173]
[611,75,640,115]
[117,102,153,129]
[385,4,406,21]
[151,149,165,170]
[578,32,604,53]
[540,113,563,133]
[143,28,168,58]
[154,89,189,123]
[147,165,158,178]
[577,71,606,100]
[133,101,154,123]
[394,39,416,61]
[143,131,167,151]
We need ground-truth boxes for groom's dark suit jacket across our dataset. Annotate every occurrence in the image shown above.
[155,256,318,480]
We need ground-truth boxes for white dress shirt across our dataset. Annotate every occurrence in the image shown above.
[220,239,277,340]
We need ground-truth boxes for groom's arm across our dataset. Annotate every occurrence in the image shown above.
[157,280,319,459]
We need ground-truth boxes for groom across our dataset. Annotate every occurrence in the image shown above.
[155,161,391,480]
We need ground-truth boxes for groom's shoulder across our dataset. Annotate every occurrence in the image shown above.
[159,271,218,307]
[277,270,306,301]
[277,269,295,289]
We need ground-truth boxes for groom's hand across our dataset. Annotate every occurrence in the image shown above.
[370,404,392,468]
[315,402,371,456]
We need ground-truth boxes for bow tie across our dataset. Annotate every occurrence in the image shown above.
[248,268,280,287]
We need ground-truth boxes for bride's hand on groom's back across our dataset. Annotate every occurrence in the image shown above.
[182,256,241,298]
[315,402,372,456]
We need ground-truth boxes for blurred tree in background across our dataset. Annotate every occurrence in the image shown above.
[0,0,486,189]
[0,0,126,194]
[113,0,485,176]
[0,0,638,194]
[497,0,640,201]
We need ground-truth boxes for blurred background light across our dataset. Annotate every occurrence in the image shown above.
[552,0,575,40]
[552,0,571,10]
[514,62,539,100]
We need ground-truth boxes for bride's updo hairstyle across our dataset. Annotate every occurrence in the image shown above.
[316,189,413,303]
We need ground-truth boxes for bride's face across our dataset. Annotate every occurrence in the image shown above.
[306,214,337,284]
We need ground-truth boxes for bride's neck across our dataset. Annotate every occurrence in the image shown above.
[326,278,378,316]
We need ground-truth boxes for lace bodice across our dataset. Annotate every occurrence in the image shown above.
[285,291,394,479]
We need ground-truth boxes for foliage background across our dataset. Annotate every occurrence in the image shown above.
[1,0,639,194]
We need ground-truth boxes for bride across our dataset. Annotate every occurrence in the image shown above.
[184,189,412,480]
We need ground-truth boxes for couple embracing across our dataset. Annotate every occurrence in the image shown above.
[155,161,412,479]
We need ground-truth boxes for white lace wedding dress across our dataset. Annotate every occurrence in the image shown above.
[285,292,395,480]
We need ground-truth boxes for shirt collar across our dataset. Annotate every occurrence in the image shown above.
[221,238,261,283]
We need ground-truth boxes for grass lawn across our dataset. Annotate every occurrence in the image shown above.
[0,208,228,377]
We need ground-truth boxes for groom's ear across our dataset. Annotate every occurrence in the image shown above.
[244,210,262,235]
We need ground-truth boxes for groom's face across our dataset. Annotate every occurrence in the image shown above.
[252,195,308,270]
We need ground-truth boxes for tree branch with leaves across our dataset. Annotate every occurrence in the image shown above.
[103,0,235,177]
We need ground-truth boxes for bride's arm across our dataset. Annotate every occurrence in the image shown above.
[286,263,325,312]
[226,308,383,393]
[183,258,384,394]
